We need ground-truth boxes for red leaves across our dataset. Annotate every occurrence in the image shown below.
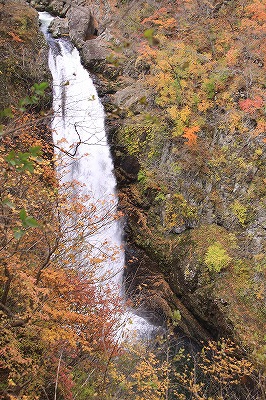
[239,96,264,114]
[142,7,176,32]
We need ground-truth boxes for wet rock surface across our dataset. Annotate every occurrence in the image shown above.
[30,0,112,70]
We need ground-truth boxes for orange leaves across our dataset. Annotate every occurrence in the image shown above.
[8,31,24,43]
[135,0,265,152]
[246,0,266,23]
[0,107,125,398]
[182,125,200,146]
[250,119,266,137]
[226,47,239,66]
[142,6,176,34]
[143,16,176,30]
[142,7,169,24]
[239,96,264,114]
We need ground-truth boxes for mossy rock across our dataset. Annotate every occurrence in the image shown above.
[0,1,51,109]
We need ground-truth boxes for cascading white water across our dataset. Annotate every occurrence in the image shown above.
[39,12,155,340]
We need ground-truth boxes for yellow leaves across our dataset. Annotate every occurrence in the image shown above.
[179,105,191,123]
[180,78,188,89]
[168,105,179,120]
[171,120,185,137]
[156,85,177,108]
[107,337,257,399]
[8,395,31,400]
[8,379,16,387]
[129,352,170,400]
[138,1,266,160]
[199,339,254,384]
[197,99,213,112]
[229,110,243,133]
[256,285,265,300]
[167,106,193,138]
[172,339,255,398]
[155,71,172,89]
[41,326,77,348]
[157,58,170,71]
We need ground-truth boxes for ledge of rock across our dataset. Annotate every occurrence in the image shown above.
[113,81,151,115]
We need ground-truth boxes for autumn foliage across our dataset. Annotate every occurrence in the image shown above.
[239,96,264,114]
[182,125,199,146]
[114,0,266,393]
[0,110,126,399]
[1,0,266,398]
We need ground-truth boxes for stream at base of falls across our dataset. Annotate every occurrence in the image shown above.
[39,12,159,342]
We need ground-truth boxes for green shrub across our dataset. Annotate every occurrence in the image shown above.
[204,241,231,272]
[231,200,248,226]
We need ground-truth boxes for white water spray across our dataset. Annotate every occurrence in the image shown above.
[39,12,155,340]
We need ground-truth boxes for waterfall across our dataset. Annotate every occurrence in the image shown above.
[39,12,155,341]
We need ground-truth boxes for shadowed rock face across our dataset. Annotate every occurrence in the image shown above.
[124,244,214,343]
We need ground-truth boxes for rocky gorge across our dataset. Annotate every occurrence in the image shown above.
[1,0,265,397]
[30,0,219,343]
[30,0,265,348]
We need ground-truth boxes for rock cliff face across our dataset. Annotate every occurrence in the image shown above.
[28,0,266,356]
[28,0,113,71]
[0,0,51,109]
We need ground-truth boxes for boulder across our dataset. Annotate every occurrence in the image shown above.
[67,5,97,46]
[81,37,107,69]
[49,16,69,37]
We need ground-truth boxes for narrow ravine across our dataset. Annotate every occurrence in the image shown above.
[39,12,155,340]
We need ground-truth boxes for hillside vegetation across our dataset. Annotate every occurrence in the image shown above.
[0,0,265,399]
[108,0,266,366]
